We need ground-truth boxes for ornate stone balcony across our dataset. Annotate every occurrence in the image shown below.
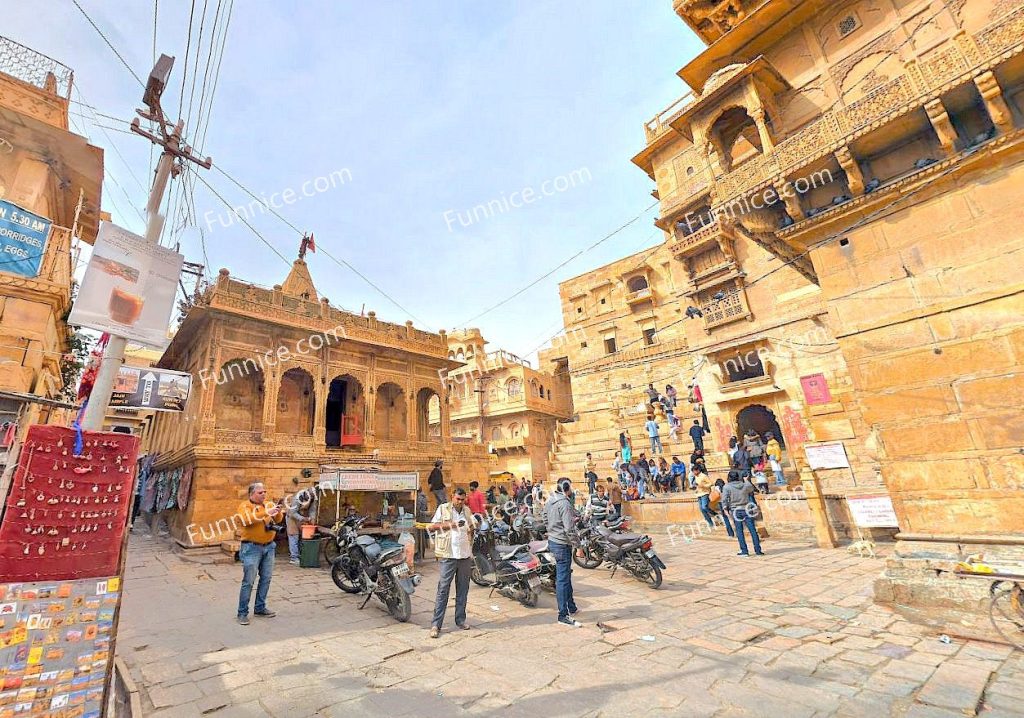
[651,6,1024,212]
[625,286,656,306]
[491,437,526,452]
[669,219,725,259]
[643,91,697,144]
[700,282,751,331]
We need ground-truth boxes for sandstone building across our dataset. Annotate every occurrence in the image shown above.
[623,0,1024,610]
[444,328,571,485]
[0,37,103,416]
[146,249,489,545]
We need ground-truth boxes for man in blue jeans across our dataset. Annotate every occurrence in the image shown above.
[236,482,283,625]
[720,471,764,556]
[545,478,581,627]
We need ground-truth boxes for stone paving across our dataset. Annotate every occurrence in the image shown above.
[115,532,1024,717]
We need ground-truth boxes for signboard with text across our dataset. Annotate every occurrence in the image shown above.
[0,199,51,278]
[847,494,899,527]
[68,221,183,349]
[318,470,419,492]
[800,373,833,405]
[804,441,851,470]
[110,366,192,412]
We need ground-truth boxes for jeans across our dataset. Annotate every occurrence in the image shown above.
[649,435,663,454]
[287,534,300,561]
[238,541,275,617]
[432,488,448,508]
[732,509,763,555]
[432,557,472,628]
[719,506,735,537]
[638,479,646,499]
[774,469,786,485]
[585,472,597,494]
[549,541,577,620]
[698,495,715,529]
[613,503,622,518]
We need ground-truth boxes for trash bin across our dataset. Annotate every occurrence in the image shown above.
[299,538,322,568]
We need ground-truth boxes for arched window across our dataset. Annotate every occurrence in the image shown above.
[416,387,441,442]
[538,384,545,398]
[374,382,407,441]
[214,359,264,433]
[710,106,764,172]
[491,425,503,441]
[276,367,315,435]
[506,378,521,397]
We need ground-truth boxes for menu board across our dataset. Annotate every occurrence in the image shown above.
[318,470,419,492]
[0,576,119,718]
[0,426,139,582]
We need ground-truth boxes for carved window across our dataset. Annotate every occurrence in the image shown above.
[642,327,658,347]
[626,275,649,293]
[506,378,521,397]
[690,246,728,276]
[720,348,766,383]
[698,284,748,328]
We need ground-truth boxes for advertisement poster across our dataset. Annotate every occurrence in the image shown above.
[0,576,119,718]
[847,494,899,527]
[0,200,52,279]
[318,470,419,492]
[804,441,851,470]
[800,373,833,405]
[110,366,192,412]
[67,221,183,349]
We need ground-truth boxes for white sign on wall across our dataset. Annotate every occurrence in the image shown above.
[847,494,899,528]
[318,470,419,492]
[804,441,851,470]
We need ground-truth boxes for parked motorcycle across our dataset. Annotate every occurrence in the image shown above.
[573,511,665,589]
[571,509,629,569]
[491,514,555,592]
[470,515,543,606]
[329,516,422,622]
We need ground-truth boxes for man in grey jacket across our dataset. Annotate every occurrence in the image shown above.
[546,479,581,627]
[720,470,764,557]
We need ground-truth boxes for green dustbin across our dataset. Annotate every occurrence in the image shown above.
[299,538,322,568]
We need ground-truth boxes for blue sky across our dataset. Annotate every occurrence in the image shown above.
[12,1,702,361]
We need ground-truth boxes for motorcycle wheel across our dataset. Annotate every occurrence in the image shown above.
[520,585,540,608]
[641,560,663,589]
[322,539,341,567]
[330,558,363,594]
[470,565,489,587]
[573,546,602,570]
[389,590,412,623]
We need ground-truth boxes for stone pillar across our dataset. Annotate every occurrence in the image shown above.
[197,346,220,444]
[799,467,837,549]
[974,71,1015,135]
[924,99,958,155]
[312,368,327,447]
[750,108,775,152]
[407,383,417,442]
[261,367,278,442]
[365,355,377,441]
[835,146,866,196]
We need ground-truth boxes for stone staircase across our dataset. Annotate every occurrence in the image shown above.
[547,395,699,480]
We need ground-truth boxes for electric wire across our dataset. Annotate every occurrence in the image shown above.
[70,0,144,87]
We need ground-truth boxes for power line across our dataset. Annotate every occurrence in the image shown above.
[193,173,292,266]
[178,0,197,114]
[70,0,144,87]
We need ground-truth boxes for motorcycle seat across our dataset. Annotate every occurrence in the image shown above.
[606,532,644,546]
[495,544,528,559]
[528,540,548,553]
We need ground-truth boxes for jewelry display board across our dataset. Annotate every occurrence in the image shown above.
[0,426,139,583]
[0,576,120,717]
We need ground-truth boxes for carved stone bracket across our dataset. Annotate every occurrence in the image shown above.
[974,70,1015,134]
[835,146,866,196]
[775,182,806,221]
[924,99,958,155]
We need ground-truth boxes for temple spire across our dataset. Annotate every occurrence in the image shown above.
[282,233,319,301]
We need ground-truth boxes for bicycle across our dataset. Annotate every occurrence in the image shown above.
[956,567,1024,651]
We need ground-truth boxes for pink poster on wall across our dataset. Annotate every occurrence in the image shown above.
[800,373,833,405]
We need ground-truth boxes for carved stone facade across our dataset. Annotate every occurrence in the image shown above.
[0,40,103,412]
[443,329,571,484]
[147,257,489,545]
[633,0,1024,615]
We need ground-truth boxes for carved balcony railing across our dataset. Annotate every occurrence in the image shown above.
[491,437,526,452]
[700,283,751,331]
[625,287,656,306]
[214,429,262,445]
[669,219,724,259]
[644,90,698,143]
[654,6,1024,211]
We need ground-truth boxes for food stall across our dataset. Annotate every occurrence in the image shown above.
[316,467,419,563]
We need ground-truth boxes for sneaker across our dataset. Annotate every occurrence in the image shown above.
[455,622,470,630]
[558,616,583,628]
[737,552,750,557]
[430,626,440,639]
[237,615,250,626]
[289,558,300,565]
[755,551,765,556]
[568,607,579,617]
[254,609,276,618]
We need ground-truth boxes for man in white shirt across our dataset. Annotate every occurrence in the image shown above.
[428,488,477,637]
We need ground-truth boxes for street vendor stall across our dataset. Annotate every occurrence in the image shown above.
[316,467,419,564]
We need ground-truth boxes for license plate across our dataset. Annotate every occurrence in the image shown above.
[527,575,541,588]
[644,549,656,559]
[393,563,410,576]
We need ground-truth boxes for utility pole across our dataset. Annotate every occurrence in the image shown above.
[80,54,212,430]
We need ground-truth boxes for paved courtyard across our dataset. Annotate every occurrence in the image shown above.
[115,533,1024,717]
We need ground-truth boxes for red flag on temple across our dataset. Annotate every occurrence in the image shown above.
[307,233,316,253]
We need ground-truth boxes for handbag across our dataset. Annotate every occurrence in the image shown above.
[708,486,721,506]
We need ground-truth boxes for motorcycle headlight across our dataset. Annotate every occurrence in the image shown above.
[412,574,422,587]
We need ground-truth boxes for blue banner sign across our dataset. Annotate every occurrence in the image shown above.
[0,199,52,278]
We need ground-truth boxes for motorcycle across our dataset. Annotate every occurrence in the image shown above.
[470,514,543,606]
[573,511,665,589]
[494,516,555,592]
[329,516,422,622]
[571,508,628,569]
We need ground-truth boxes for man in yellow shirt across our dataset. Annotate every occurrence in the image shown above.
[236,482,282,625]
